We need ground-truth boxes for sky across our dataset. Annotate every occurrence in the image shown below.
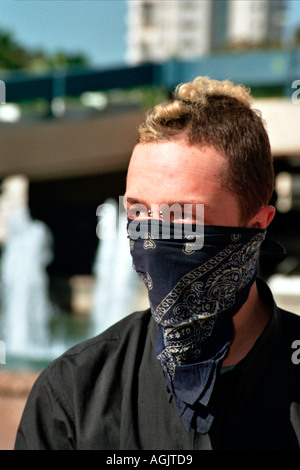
[0,0,299,68]
[0,0,128,67]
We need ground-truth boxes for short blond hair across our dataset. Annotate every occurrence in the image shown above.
[137,76,274,222]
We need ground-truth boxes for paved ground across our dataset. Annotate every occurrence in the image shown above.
[0,370,39,450]
[0,395,28,449]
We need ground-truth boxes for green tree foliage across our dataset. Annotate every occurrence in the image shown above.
[0,29,87,71]
[0,31,32,69]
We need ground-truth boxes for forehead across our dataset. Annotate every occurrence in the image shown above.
[126,140,227,195]
[129,139,221,167]
[125,141,241,226]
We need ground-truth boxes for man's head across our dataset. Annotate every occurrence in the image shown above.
[125,76,275,228]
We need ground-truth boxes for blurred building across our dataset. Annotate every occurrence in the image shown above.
[126,0,213,62]
[126,0,285,64]
[228,0,284,46]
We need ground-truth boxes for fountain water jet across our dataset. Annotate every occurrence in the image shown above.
[91,198,145,334]
[0,176,65,365]
[0,182,147,368]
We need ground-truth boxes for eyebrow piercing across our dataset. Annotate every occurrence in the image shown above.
[147,210,164,218]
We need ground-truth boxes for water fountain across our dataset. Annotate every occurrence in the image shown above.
[0,176,64,367]
[0,183,146,369]
[1,206,55,356]
[91,198,145,334]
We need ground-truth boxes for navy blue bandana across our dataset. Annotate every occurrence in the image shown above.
[127,218,282,433]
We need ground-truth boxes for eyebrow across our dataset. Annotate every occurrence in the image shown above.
[124,196,206,208]
[124,196,212,224]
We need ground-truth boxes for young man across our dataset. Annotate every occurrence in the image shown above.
[15,77,300,450]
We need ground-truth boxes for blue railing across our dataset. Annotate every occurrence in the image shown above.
[2,48,300,103]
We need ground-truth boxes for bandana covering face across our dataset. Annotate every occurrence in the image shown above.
[127,218,279,433]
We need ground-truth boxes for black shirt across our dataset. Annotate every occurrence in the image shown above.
[15,280,300,450]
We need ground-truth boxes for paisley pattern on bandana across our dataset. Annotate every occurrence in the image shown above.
[154,232,264,379]
[154,233,264,326]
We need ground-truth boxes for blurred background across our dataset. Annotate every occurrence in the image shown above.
[0,0,300,449]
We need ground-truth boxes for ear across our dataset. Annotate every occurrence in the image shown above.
[247,205,276,229]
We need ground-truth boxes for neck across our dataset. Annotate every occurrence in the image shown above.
[222,281,271,366]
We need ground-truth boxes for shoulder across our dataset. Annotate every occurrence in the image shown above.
[278,307,300,336]
[29,308,154,413]
[277,308,300,360]
[15,309,154,449]
[31,308,153,413]
[258,278,300,342]
[46,308,153,381]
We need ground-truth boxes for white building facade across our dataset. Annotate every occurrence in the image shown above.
[228,0,284,46]
[126,0,285,64]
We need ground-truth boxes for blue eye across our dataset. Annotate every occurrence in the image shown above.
[127,206,149,220]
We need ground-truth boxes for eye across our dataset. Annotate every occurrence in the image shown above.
[172,211,194,224]
[127,203,149,220]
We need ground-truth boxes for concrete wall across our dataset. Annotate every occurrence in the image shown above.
[1,99,299,185]
[0,108,145,181]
